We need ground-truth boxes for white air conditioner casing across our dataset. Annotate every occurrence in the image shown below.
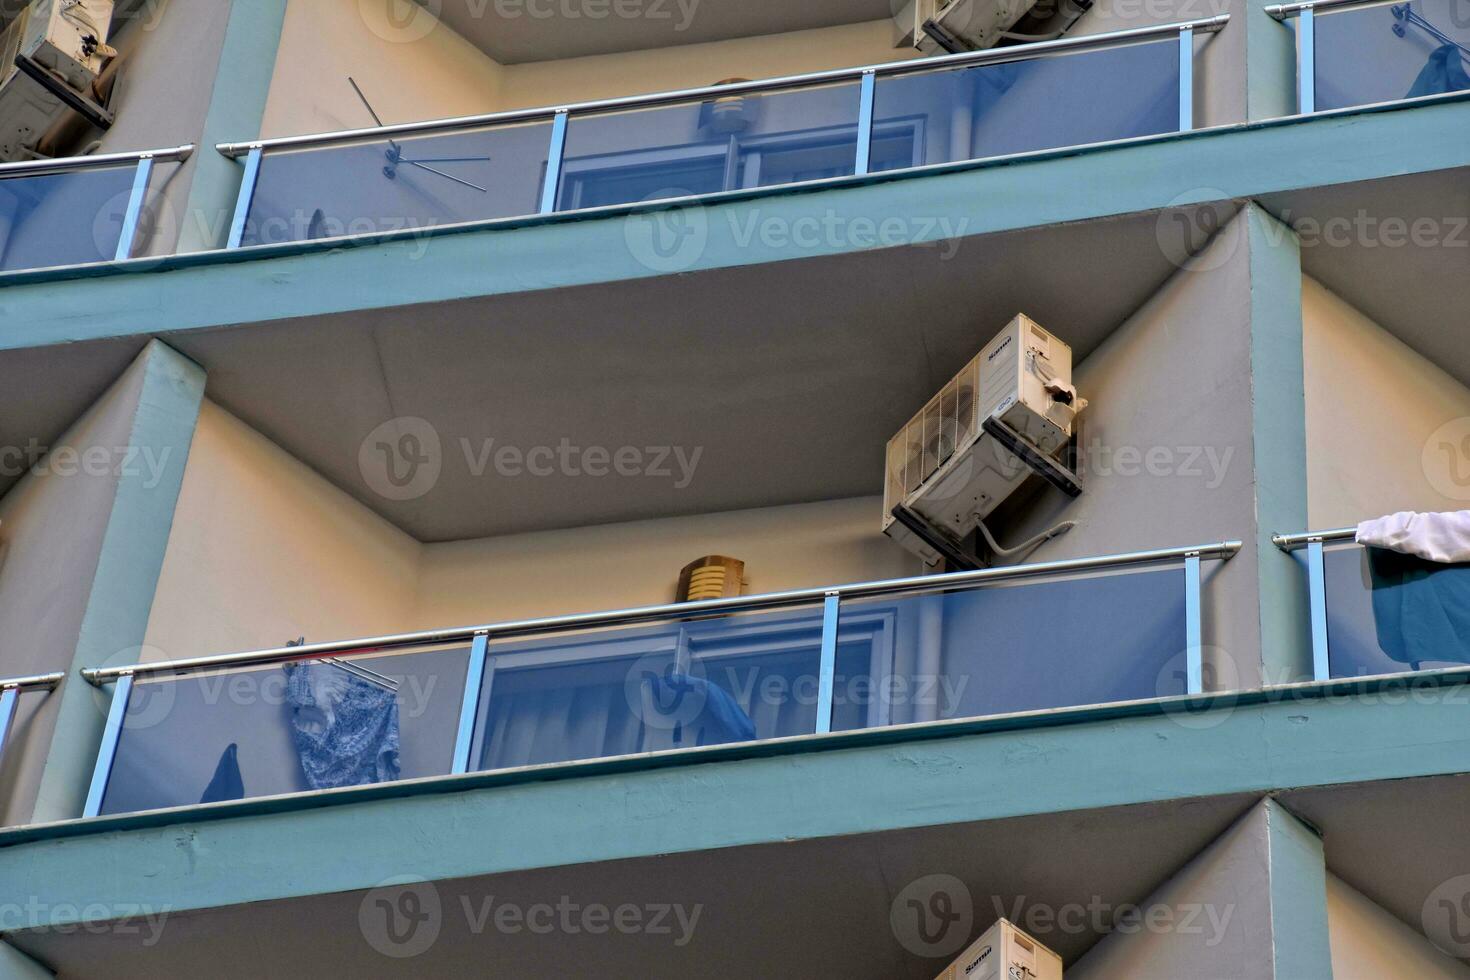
[934,918,1064,980]
[0,0,116,161]
[893,0,1040,54]
[883,314,1081,565]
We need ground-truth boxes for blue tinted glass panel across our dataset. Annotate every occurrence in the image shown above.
[556,82,864,210]
[833,567,1188,729]
[1315,1,1470,111]
[98,646,470,816]
[871,39,1180,172]
[241,120,553,246]
[0,165,138,271]
[474,606,825,771]
[1324,544,1470,678]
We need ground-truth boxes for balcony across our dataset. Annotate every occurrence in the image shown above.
[219,18,1221,250]
[1270,0,1470,114]
[0,146,192,273]
[0,672,62,779]
[1276,525,1470,681]
[81,539,1237,818]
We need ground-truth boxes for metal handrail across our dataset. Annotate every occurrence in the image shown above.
[1273,527,1358,551]
[215,17,1227,158]
[1266,0,1401,19]
[0,672,65,692]
[81,539,1241,684]
[0,144,194,178]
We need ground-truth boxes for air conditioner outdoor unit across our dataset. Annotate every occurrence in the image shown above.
[883,314,1084,567]
[0,0,117,161]
[893,0,1040,54]
[934,918,1064,980]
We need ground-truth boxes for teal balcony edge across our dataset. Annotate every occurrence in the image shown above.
[3,667,1470,931]
[0,92,1466,356]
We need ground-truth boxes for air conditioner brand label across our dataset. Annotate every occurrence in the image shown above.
[986,336,1013,362]
[964,945,993,974]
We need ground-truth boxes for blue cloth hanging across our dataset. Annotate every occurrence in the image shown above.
[199,742,244,804]
[1406,43,1470,99]
[284,662,401,790]
[1366,547,1470,667]
[647,672,757,747]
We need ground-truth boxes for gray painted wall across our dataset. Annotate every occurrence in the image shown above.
[0,347,153,827]
[995,207,1272,689]
[1070,799,1331,979]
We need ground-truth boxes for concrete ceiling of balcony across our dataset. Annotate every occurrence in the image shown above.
[7,792,1260,979]
[156,204,1227,542]
[1259,165,1470,391]
[425,0,895,65]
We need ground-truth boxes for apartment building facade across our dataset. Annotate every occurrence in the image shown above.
[0,0,1467,975]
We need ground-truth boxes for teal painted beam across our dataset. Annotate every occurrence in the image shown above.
[29,343,205,823]
[1264,799,1333,979]
[4,677,1470,928]
[175,0,288,253]
[0,95,1465,350]
[1247,205,1311,685]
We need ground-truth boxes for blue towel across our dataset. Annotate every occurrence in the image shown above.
[1407,43,1470,99]
[199,743,244,804]
[1367,548,1470,667]
[647,671,757,747]
[284,662,401,790]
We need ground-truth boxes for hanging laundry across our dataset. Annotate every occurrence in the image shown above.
[646,671,757,747]
[1357,511,1470,667]
[1357,510,1470,563]
[284,661,401,790]
[1406,43,1470,99]
[199,742,244,804]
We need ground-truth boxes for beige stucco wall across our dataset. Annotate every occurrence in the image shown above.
[260,0,508,139]
[1302,275,1470,528]
[142,399,917,658]
[261,0,907,137]
[140,401,421,660]
[494,20,910,110]
[414,496,916,628]
[1327,874,1470,980]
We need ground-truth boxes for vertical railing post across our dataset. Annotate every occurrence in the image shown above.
[1184,554,1203,694]
[855,70,877,176]
[0,686,18,773]
[82,673,133,818]
[816,592,840,733]
[540,110,569,215]
[451,632,490,775]
[114,155,155,261]
[227,146,264,249]
[1177,28,1195,131]
[1298,7,1316,114]
[1307,539,1330,681]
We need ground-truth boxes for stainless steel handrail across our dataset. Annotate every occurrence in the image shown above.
[1272,527,1358,551]
[1266,0,1403,19]
[216,17,1228,158]
[0,672,65,692]
[82,539,1241,684]
[0,144,194,178]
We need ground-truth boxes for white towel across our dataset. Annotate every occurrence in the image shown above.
[1356,510,1470,564]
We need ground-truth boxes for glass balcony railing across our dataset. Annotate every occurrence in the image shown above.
[0,673,63,777]
[216,17,1225,250]
[0,145,193,274]
[80,540,1239,818]
[1276,526,1470,681]
[1269,0,1470,114]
